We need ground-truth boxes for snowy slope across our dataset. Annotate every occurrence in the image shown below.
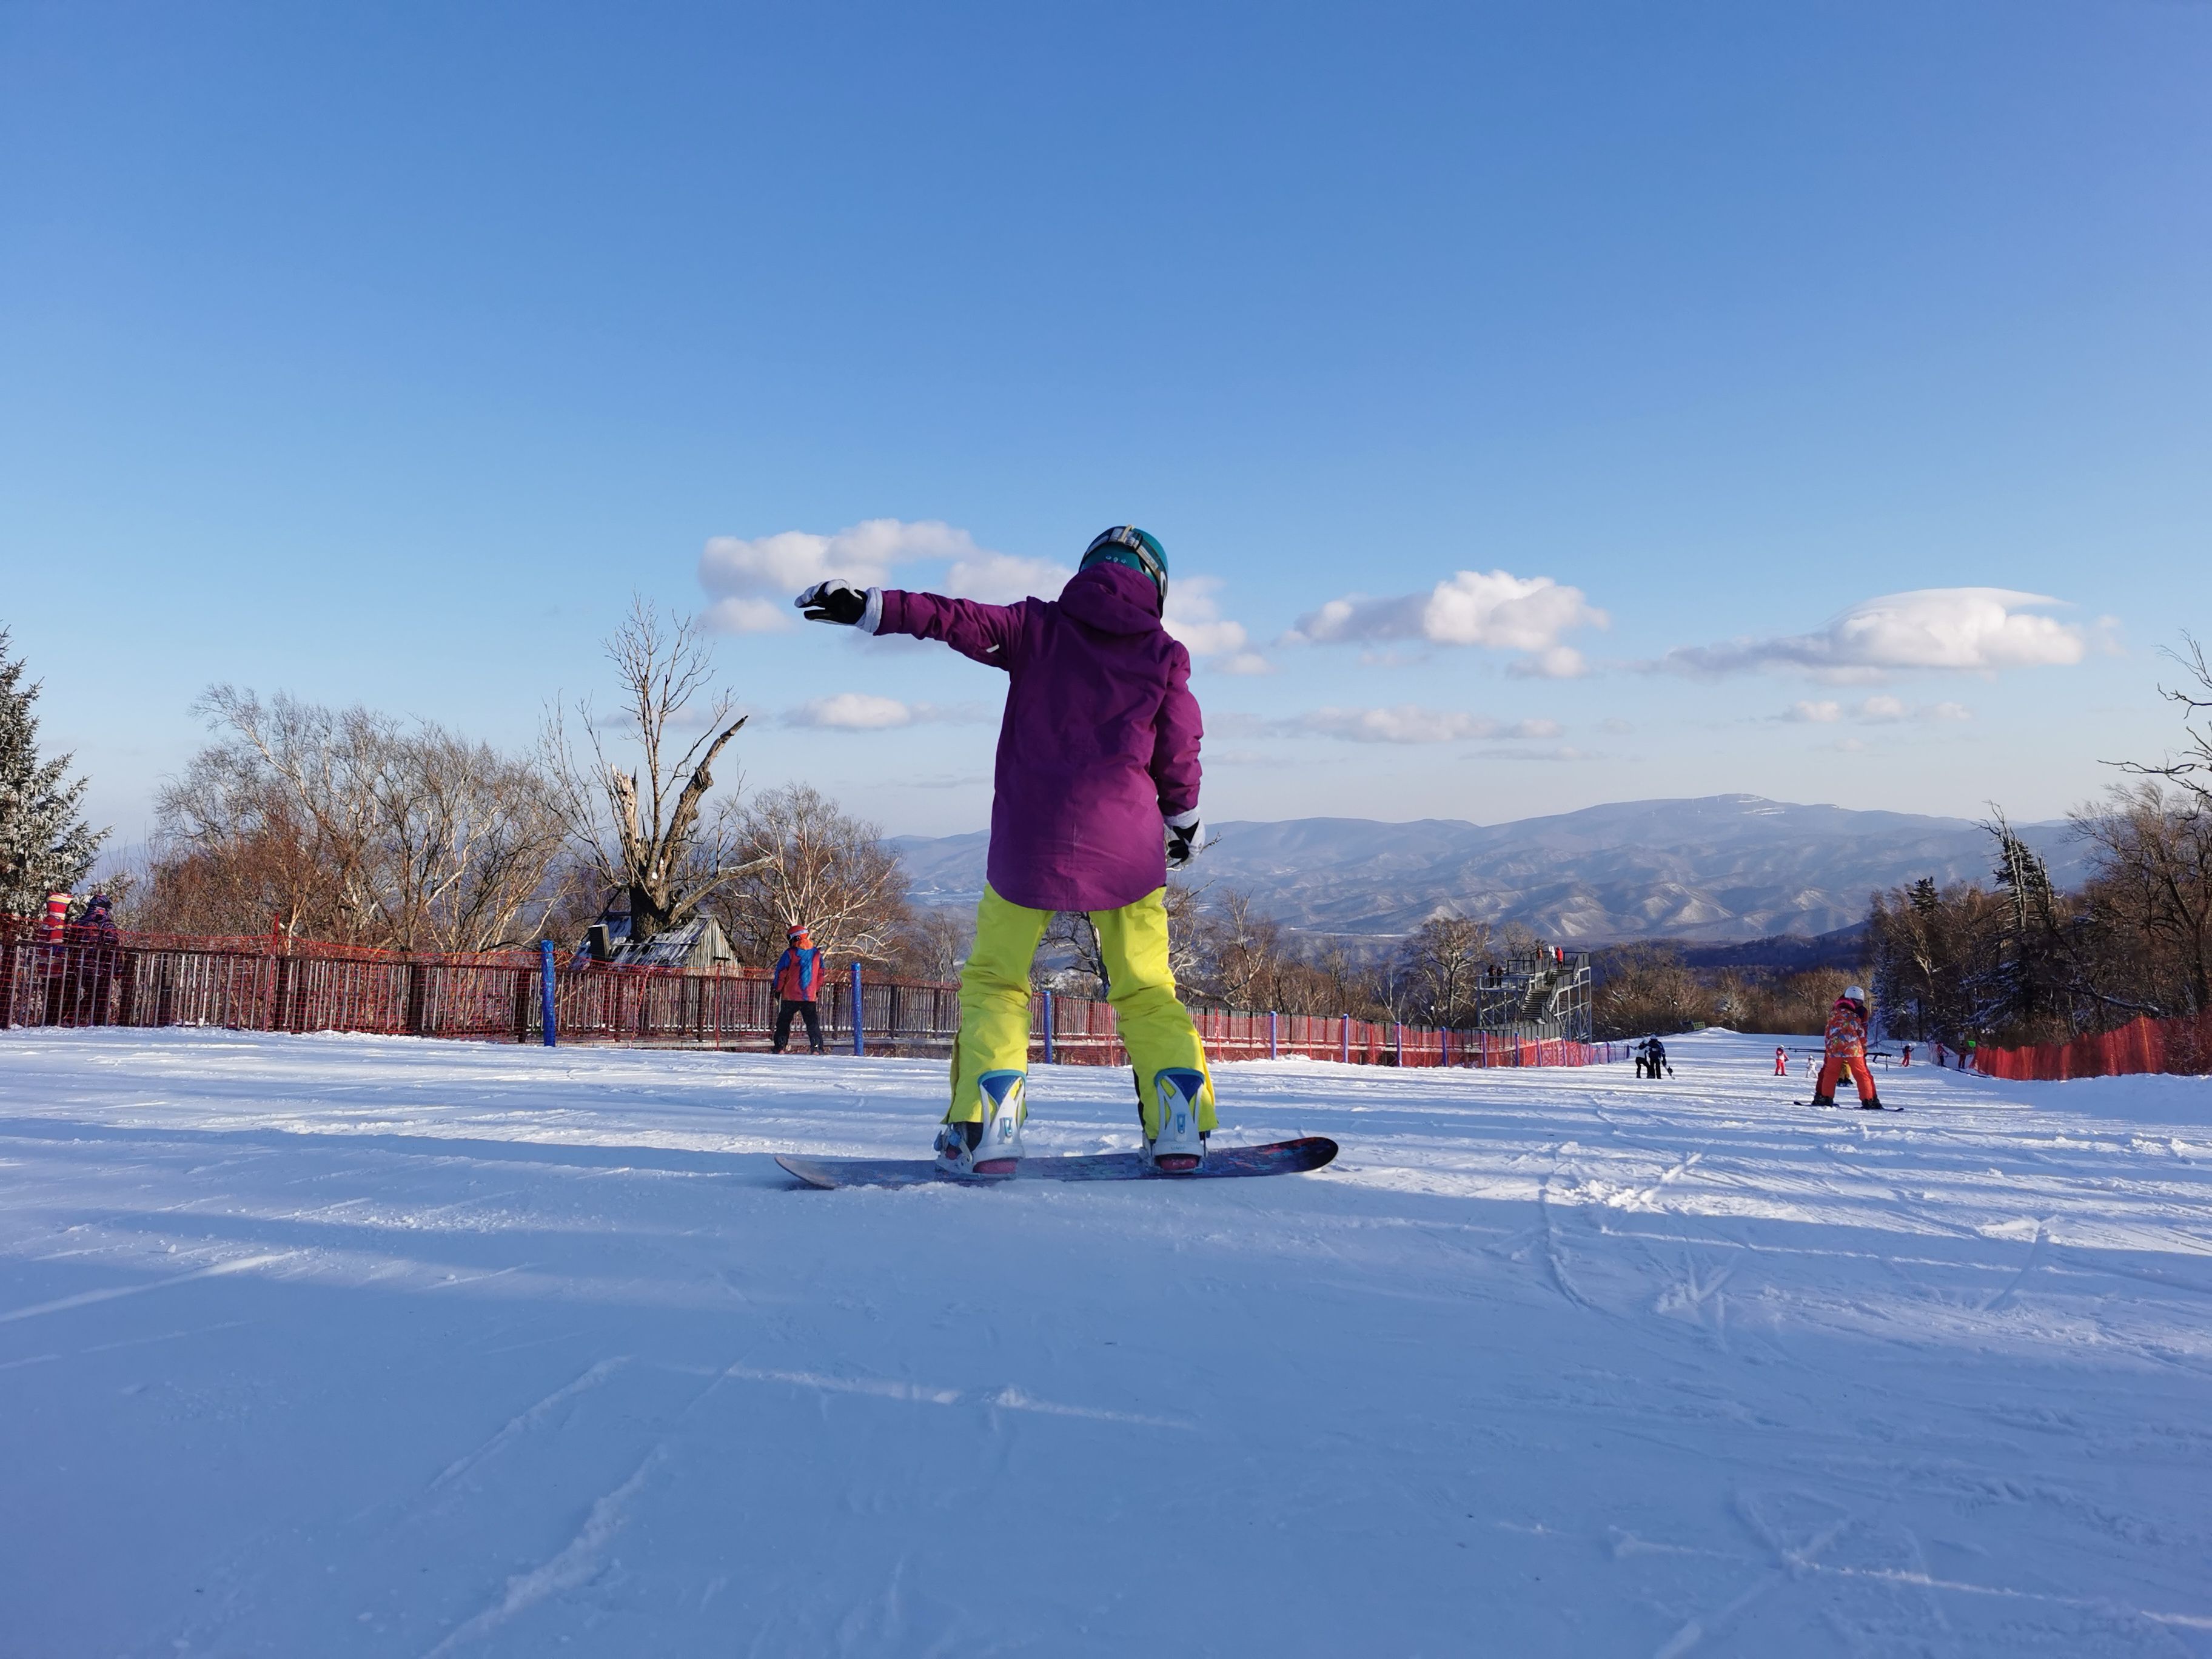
[2,1029,2208,1657]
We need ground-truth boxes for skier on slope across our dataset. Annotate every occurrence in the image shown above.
[1809,985,1883,1109]
[1774,1045,1788,1076]
[770,925,827,1054]
[794,526,1214,1177]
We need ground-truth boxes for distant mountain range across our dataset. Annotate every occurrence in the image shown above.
[889,794,2088,945]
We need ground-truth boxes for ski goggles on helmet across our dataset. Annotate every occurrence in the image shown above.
[1079,526,1168,600]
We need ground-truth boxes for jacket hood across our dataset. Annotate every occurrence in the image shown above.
[1057,562,1162,633]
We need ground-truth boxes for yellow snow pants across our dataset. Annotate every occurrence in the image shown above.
[948,884,1215,1138]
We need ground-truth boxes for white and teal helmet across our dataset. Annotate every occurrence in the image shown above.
[1080,526,1168,602]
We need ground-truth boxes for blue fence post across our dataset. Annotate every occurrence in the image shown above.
[1269,1010,1278,1060]
[851,961,865,1056]
[1041,990,1054,1064]
[1341,1016,1349,1064]
[539,939,557,1047]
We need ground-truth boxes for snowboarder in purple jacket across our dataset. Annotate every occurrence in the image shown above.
[797,526,1215,1178]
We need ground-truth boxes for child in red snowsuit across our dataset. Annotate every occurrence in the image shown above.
[1811,987,1882,1109]
[1774,1045,1788,1076]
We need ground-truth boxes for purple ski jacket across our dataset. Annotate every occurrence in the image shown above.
[871,562,1202,913]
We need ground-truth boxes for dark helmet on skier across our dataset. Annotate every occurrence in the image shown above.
[1080,526,1168,603]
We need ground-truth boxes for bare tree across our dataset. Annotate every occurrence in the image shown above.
[2120,633,2212,803]
[1398,914,1493,1027]
[150,688,571,950]
[893,905,973,984]
[2074,783,2212,1018]
[1189,888,1282,1009]
[714,783,910,965]
[1592,942,1718,1039]
[543,600,757,939]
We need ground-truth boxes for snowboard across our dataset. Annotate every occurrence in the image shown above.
[776,1134,1339,1191]
[1798,1099,1903,1112]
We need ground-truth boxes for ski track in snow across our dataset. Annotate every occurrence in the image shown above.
[3,1027,2211,1656]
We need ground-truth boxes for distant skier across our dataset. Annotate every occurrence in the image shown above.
[1647,1037,1670,1079]
[1809,985,1883,1109]
[770,926,826,1054]
[1900,1043,1912,1067]
[1960,1036,1978,1074]
[1774,1045,1788,1076]
[1933,1041,1948,1068]
[36,891,70,1025]
[76,893,120,1025]
[795,526,1214,1176]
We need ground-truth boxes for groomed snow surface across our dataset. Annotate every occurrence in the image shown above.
[4,1030,2210,1658]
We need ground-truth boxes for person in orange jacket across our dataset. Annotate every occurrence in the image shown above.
[771,926,826,1054]
[1810,985,1882,1109]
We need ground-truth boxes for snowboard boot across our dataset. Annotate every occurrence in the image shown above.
[934,1069,1026,1178]
[1144,1068,1208,1174]
[1808,1094,1835,1108]
[1858,1096,1886,1110]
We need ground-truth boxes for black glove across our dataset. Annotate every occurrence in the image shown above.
[1165,810,1205,870]
[795,580,868,626]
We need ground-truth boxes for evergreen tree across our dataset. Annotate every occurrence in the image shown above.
[0,628,105,917]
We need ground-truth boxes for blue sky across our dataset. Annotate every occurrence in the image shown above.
[3,1,2208,846]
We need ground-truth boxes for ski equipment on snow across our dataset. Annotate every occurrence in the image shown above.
[934,1069,1027,1178]
[778,1136,1338,1190]
[1145,1067,1208,1173]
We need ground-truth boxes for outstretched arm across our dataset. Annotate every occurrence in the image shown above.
[794,581,1025,670]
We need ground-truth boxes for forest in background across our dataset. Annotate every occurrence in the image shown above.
[5,617,2211,1049]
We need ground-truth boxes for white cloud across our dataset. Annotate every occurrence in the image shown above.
[1294,706,1497,744]
[1665,588,2086,681]
[787,694,916,730]
[1780,695,1974,726]
[1287,569,1607,677]
[785,694,987,731]
[699,518,984,634]
[701,597,793,635]
[945,552,1071,605]
[1276,706,1566,745]
[1160,574,1270,672]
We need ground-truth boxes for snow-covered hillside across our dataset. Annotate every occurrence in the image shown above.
[3,1029,2208,1656]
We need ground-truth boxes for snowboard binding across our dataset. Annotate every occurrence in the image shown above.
[1144,1068,1208,1175]
[935,1070,1026,1178]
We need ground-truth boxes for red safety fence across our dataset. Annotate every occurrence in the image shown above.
[0,917,1615,1070]
[1974,1010,2212,1082]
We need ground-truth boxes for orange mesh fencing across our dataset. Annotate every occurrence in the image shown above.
[1974,1011,2212,1082]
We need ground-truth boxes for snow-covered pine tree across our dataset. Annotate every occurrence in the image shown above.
[0,629,105,917]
